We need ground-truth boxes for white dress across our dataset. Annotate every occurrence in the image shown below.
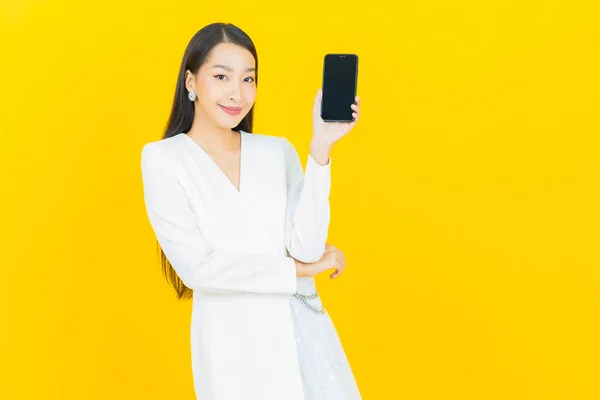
[141,130,361,400]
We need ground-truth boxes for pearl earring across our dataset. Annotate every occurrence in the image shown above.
[188,90,196,101]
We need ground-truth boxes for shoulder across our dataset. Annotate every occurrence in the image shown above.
[141,133,185,170]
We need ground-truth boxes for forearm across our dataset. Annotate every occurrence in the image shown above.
[283,136,332,262]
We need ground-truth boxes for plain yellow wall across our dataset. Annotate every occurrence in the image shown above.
[1,0,599,399]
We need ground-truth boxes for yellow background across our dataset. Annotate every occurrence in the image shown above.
[1,0,599,398]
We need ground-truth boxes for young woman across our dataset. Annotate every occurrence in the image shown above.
[141,22,362,400]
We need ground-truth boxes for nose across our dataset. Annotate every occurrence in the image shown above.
[229,80,242,102]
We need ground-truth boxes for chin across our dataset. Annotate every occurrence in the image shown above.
[216,113,247,130]
[216,118,243,130]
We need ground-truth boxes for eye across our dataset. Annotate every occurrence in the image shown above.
[244,77,255,83]
[214,74,227,81]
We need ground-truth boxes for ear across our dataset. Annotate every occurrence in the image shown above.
[184,70,195,91]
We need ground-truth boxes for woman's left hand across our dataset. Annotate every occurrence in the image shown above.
[310,88,361,164]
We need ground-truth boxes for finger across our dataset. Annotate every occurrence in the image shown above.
[330,269,341,279]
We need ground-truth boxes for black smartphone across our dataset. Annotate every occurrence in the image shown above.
[320,53,359,122]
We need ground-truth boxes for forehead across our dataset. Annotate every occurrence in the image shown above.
[205,42,256,70]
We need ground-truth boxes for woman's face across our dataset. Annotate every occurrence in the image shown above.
[186,42,257,130]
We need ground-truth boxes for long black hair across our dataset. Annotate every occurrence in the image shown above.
[159,22,258,299]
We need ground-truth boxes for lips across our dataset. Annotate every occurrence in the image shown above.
[219,105,243,116]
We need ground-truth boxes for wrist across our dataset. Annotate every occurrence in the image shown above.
[294,259,311,278]
[310,137,333,152]
[309,139,332,166]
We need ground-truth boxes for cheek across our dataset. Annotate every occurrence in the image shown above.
[198,78,220,102]
[207,83,223,102]
[244,85,257,104]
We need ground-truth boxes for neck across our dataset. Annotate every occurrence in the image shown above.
[186,107,238,152]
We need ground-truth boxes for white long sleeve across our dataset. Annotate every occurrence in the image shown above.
[281,137,332,263]
[141,143,297,295]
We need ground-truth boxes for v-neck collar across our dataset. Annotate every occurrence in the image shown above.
[180,131,245,195]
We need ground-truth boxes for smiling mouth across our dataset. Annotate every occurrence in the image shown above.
[219,105,243,115]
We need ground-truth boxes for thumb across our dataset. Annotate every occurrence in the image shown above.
[313,88,322,111]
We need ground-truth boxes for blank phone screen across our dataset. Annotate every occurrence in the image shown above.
[321,54,358,122]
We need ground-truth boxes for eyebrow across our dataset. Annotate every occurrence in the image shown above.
[212,64,256,73]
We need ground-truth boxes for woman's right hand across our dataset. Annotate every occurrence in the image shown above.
[295,244,346,279]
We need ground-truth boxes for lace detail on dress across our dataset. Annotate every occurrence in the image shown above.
[290,278,362,400]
